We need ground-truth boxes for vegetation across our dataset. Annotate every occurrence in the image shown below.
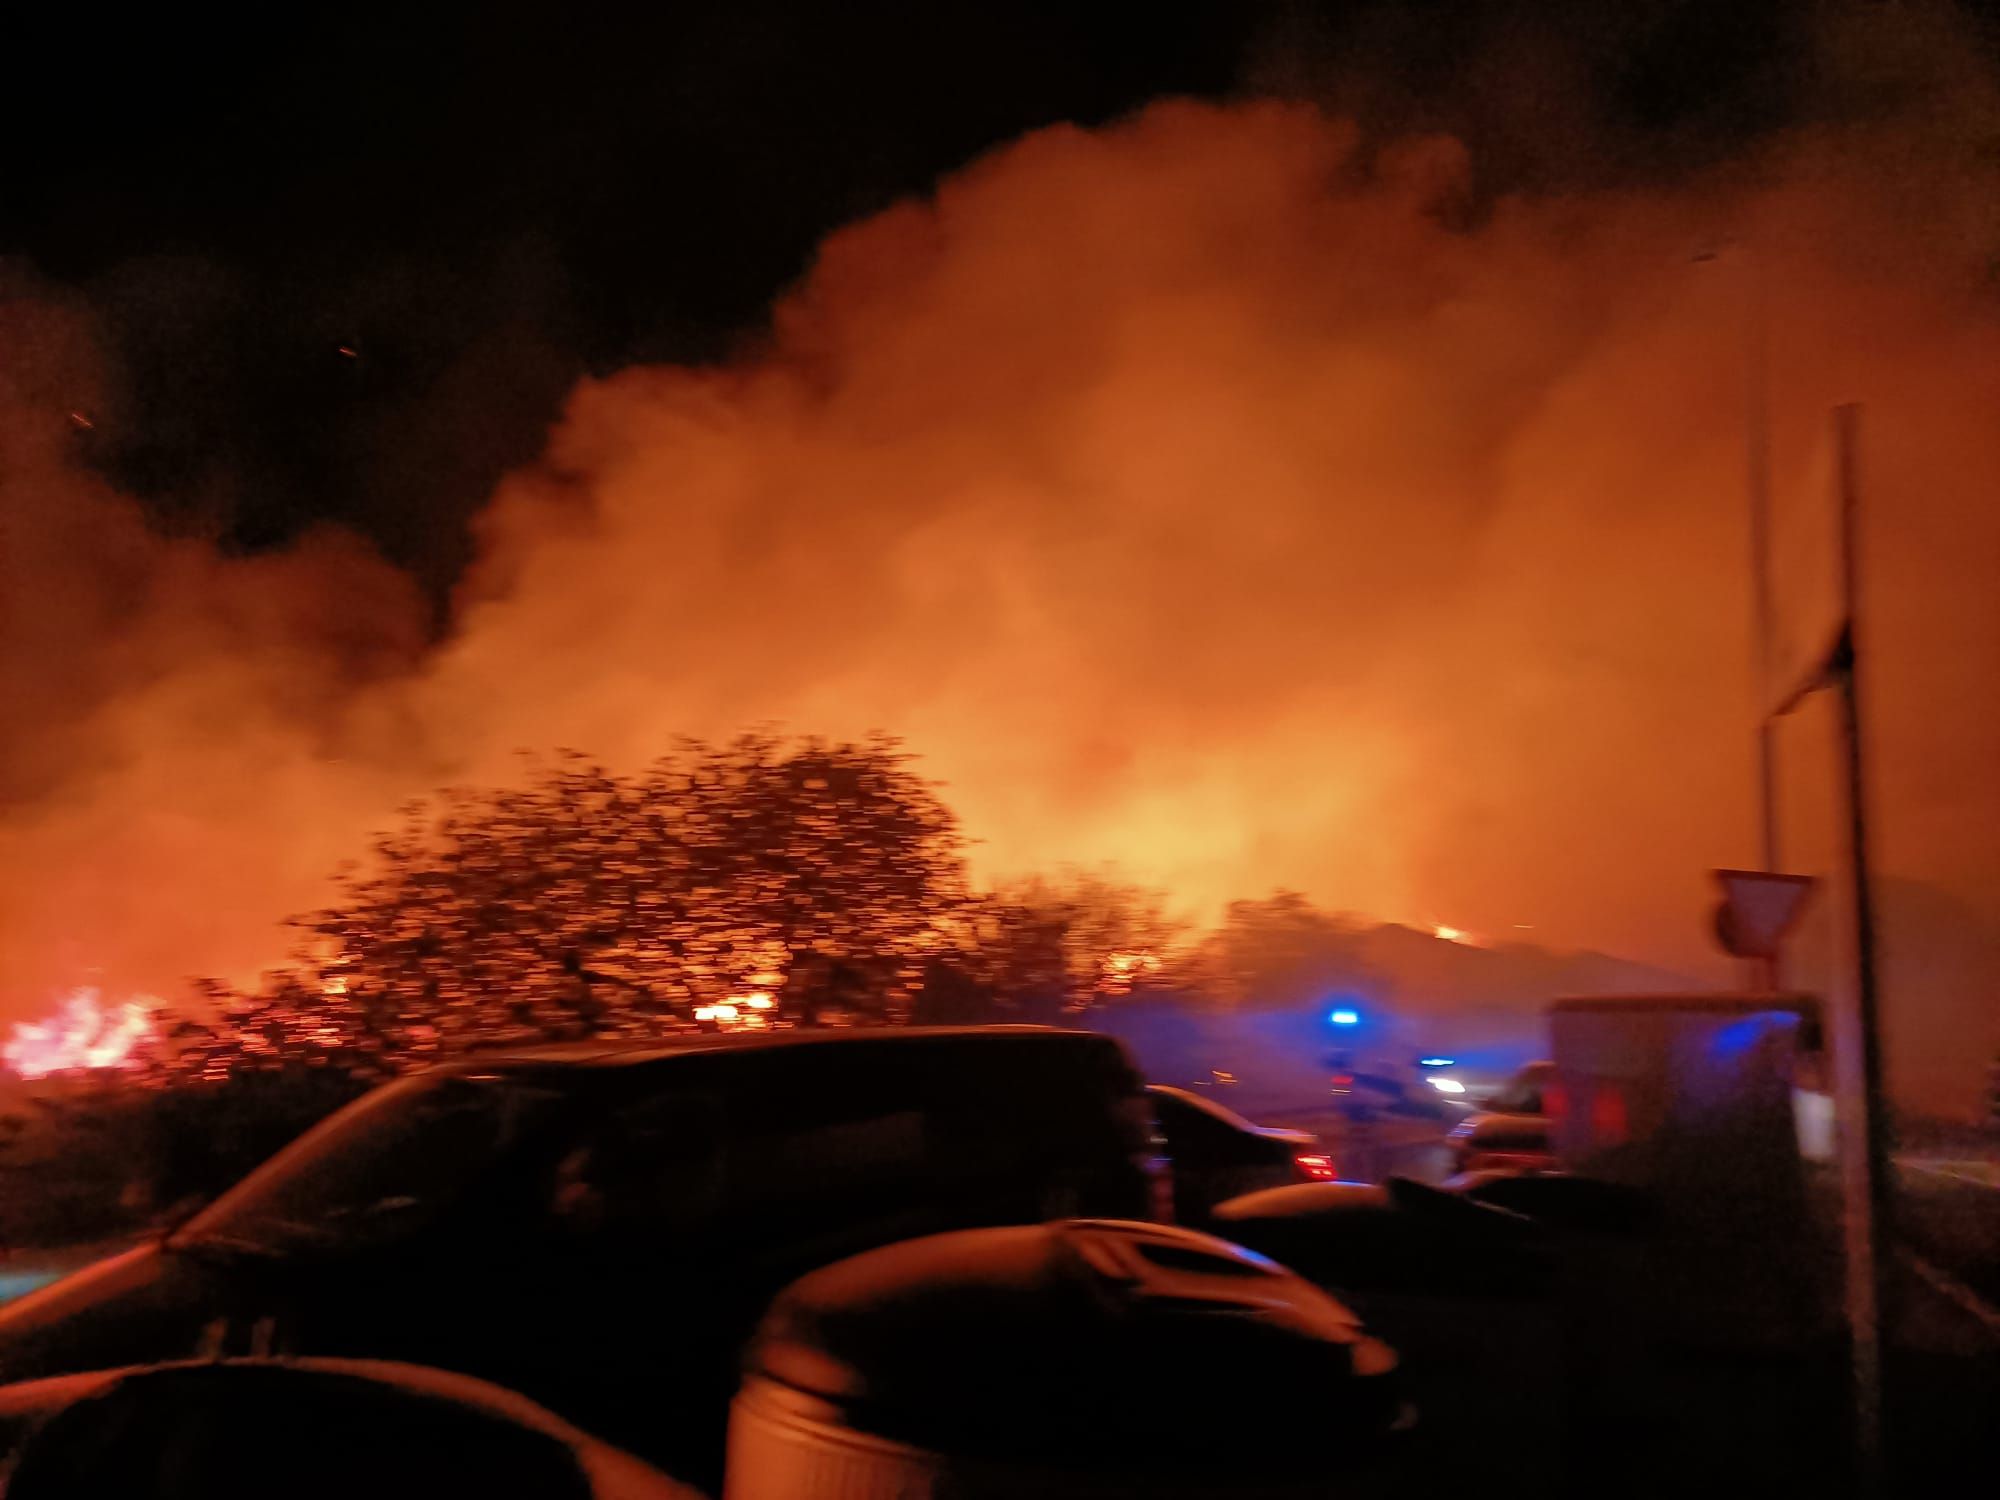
[126,735,1193,1083]
[0,736,1200,1243]
[9,736,1473,1244]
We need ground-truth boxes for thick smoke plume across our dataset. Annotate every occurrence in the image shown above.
[3,87,1996,1105]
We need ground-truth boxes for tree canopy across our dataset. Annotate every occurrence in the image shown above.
[159,735,968,1074]
[114,736,1193,1086]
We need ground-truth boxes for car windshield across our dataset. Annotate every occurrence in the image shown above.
[179,1072,550,1256]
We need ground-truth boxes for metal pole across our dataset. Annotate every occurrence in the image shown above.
[1744,247,1781,876]
[1829,402,1893,1493]
[1740,246,1784,993]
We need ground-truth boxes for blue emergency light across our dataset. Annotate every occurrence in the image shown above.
[1328,1007,1360,1027]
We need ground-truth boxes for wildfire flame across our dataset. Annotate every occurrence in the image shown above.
[3,988,156,1079]
[1097,950,1162,997]
[1432,924,1480,947]
[694,991,777,1029]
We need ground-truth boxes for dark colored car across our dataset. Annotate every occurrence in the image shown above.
[0,1027,1158,1489]
[1145,1085,1331,1221]
[0,1357,698,1499]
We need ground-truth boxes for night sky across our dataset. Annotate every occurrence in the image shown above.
[1,1,1989,599]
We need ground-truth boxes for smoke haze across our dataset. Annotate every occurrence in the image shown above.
[4,37,1996,1105]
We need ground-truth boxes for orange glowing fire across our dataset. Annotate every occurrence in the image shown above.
[3,988,155,1079]
[694,990,778,1028]
[1431,924,1482,947]
[1097,950,1162,996]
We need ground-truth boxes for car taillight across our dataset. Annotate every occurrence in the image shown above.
[1294,1152,1338,1181]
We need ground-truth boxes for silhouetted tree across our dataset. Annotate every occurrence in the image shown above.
[922,873,1186,1024]
[131,735,967,1079]
[1191,891,1382,1009]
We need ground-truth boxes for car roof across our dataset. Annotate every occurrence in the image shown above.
[1148,1083,1256,1124]
[440,1025,1107,1077]
[1146,1084,1311,1142]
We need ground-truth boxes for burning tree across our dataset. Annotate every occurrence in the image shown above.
[923,873,1186,1025]
[66,738,1195,1091]
[237,734,970,1068]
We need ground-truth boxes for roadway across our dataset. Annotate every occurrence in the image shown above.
[1896,1148,2000,1321]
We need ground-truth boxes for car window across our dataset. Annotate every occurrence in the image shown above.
[1470,1117,1552,1151]
[1149,1090,1239,1153]
[1491,1064,1554,1115]
[543,1090,728,1240]
[930,1039,1134,1162]
[184,1074,551,1254]
[729,1106,929,1214]
[1489,1084,1531,1113]
[655,1051,945,1269]
[928,1038,1154,1222]
[538,1035,1148,1255]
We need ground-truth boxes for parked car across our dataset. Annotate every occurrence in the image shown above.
[0,1357,698,1499]
[0,1027,1159,1490]
[1446,1060,1558,1175]
[1445,1112,1557,1176]
[1145,1085,1331,1221]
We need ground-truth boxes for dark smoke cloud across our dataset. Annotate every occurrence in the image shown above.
[1,273,428,1006]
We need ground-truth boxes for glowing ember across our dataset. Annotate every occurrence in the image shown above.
[1432,924,1478,946]
[3,988,155,1079]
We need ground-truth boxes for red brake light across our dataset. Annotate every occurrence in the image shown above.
[1294,1152,1338,1181]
